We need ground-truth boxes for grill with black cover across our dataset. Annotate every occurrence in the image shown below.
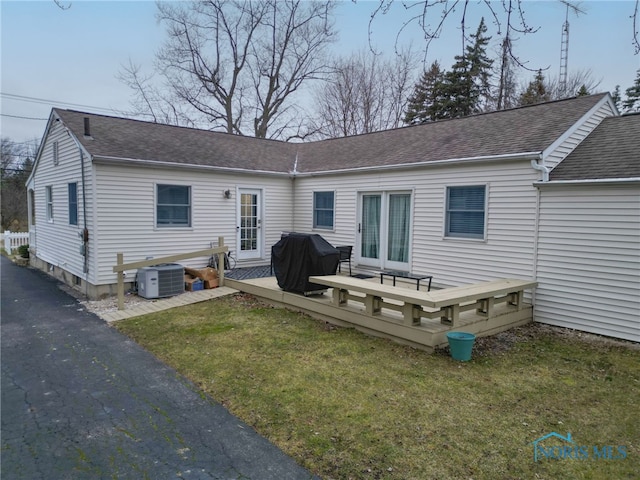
[271,233,339,295]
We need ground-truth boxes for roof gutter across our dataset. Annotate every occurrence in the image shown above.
[295,151,543,177]
[92,155,291,178]
[534,177,640,187]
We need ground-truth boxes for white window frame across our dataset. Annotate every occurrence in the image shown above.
[312,190,335,230]
[444,184,487,240]
[46,186,54,222]
[68,182,78,226]
[155,184,192,228]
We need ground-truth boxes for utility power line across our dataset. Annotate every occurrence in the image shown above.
[1,92,125,115]
[1,113,49,121]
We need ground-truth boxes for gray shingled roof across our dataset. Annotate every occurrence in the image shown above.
[55,109,295,174]
[54,93,609,175]
[549,113,640,181]
[296,93,609,173]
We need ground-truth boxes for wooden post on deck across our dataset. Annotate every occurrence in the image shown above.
[217,236,225,287]
[117,252,124,311]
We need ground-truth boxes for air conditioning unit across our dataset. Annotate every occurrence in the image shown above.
[137,264,185,299]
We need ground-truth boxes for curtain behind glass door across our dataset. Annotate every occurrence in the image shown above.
[361,194,381,259]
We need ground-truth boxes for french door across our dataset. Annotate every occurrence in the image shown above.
[236,188,262,260]
[358,191,412,270]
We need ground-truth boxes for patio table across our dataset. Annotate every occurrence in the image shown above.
[380,271,432,291]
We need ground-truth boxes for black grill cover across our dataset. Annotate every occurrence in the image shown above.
[271,233,339,294]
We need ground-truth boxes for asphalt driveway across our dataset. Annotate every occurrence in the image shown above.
[1,256,317,479]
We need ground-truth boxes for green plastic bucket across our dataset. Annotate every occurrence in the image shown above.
[446,332,476,361]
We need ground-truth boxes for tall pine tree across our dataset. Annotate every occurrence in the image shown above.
[404,61,445,124]
[436,18,493,118]
[406,18,494,122]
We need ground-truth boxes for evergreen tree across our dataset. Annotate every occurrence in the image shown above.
[576,85,589,96]
[519,70,550,106]
[404,61,445,124]
[611,85,622,111]
[430,18,494,119]
[622,69,640,113]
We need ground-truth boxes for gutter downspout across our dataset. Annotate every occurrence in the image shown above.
[530,154,547,311]
[66,131,90,276]
[530,158,550,182]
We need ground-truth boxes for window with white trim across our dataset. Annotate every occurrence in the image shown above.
[445,185,486,239]
[46,186,54,222]
[313,191,335,230]
[68,182,78,226]
[156,184,191,227]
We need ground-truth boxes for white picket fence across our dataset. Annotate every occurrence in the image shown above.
[2,230,29,255]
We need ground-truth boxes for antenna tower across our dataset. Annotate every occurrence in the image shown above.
[559,5,570,95]
[559,2,586,96]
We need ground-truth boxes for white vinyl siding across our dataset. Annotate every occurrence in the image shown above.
[30,120,93,283]
[294,159,539,287]
[92,163,292,285]
[535,184,640,342]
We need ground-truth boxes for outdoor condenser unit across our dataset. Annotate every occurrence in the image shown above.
[137,264,185,299]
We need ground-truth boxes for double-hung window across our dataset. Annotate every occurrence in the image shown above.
[46,186,54,222]
[445,185,486,239]
[68,182,78,226]
[313,191,335,230]
[156,184,191,227]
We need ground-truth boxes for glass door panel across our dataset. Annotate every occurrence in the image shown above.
[237,189,262,260]
[386,193,411,270]
[360,194,381,266]
[357,191,411,270]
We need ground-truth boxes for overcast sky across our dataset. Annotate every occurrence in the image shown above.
[2,0,639,143]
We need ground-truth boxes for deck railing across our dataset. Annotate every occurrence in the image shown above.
[112,236,228,311]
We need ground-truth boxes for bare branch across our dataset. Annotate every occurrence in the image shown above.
[53,0,71,10]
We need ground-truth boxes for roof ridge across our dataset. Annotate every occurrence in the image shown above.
[309,92,610,144]
[54,108,290,145]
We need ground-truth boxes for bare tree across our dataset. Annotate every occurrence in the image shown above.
[311,48,417,138]
[518,68,601,102]
[1,138,36,231]
[369,1,639,67]
[120,1,337,140]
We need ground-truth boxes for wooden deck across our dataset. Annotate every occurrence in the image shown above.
[225,275,536,353]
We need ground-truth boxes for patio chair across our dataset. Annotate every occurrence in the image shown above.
[336,245,353,276]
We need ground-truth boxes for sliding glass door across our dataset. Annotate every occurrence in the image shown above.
[358,191,412,270]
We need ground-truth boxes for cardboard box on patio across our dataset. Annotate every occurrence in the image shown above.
[184,266,219,289]
[184,274,203,291]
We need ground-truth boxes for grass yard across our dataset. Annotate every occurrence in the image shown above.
[114,293,639,479]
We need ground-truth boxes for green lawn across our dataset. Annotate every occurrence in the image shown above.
[114,293,639,479]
